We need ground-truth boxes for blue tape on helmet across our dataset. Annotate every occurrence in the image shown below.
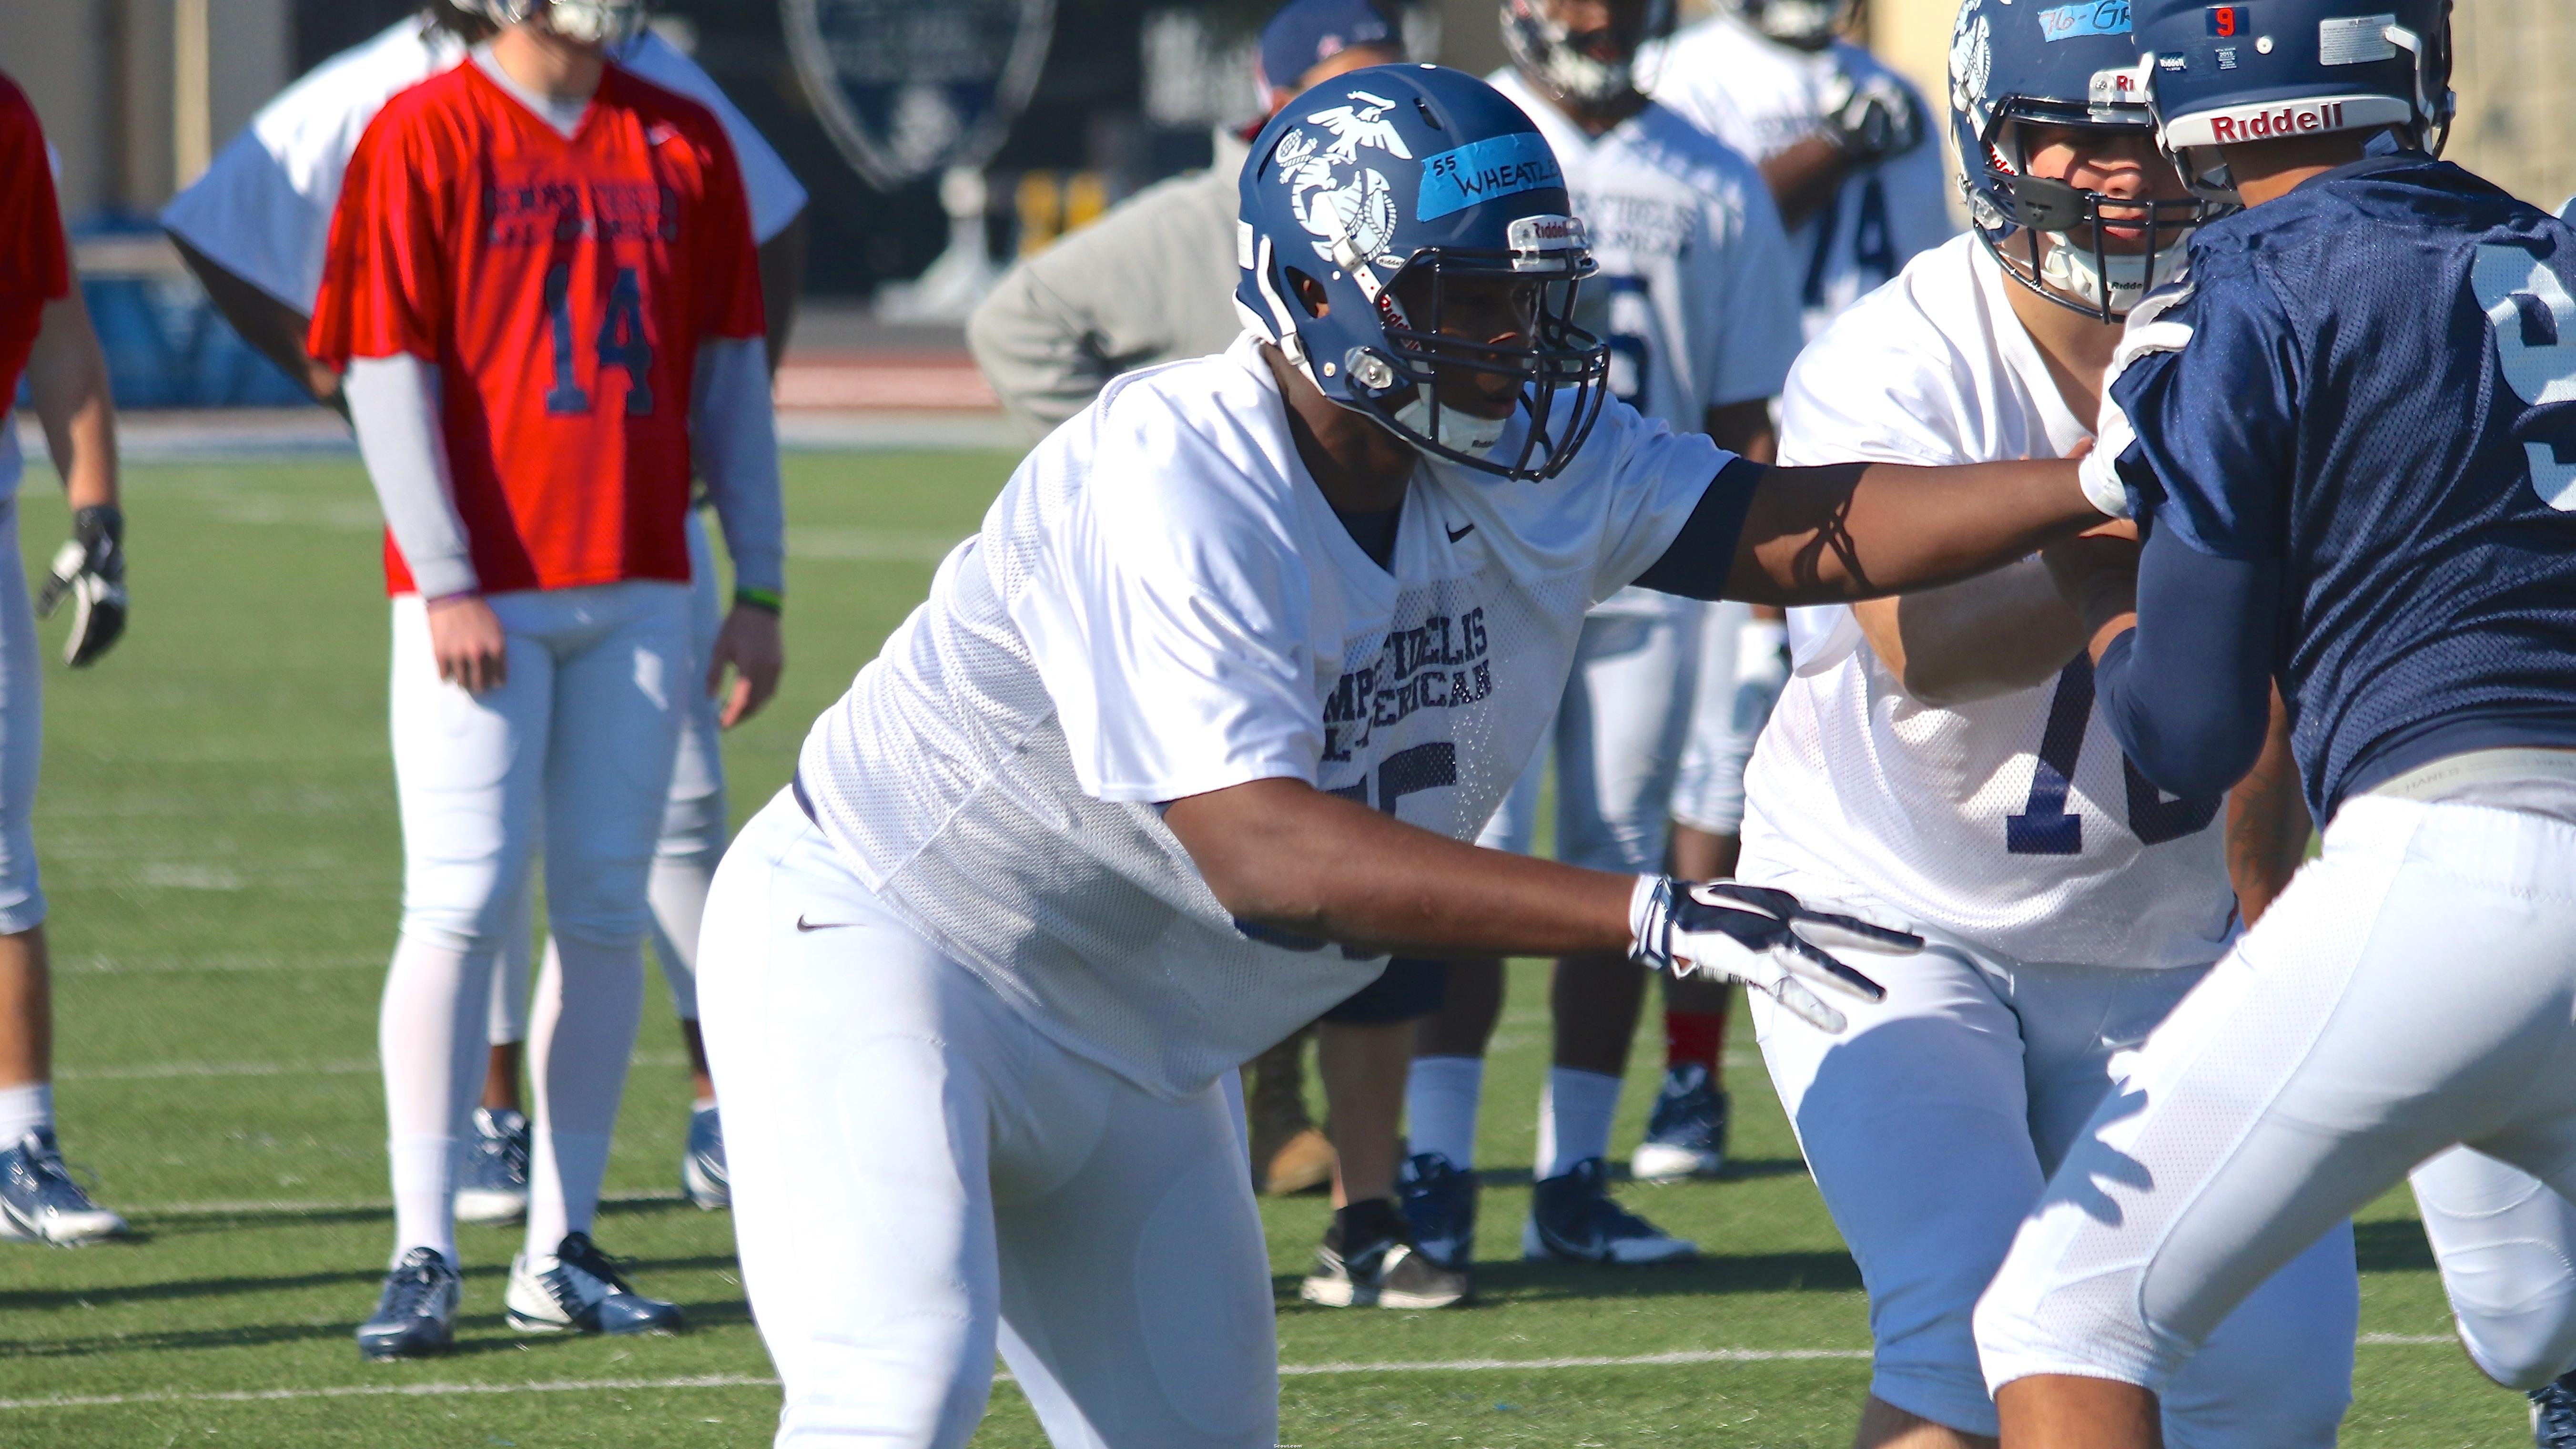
[1416,132,1562,222]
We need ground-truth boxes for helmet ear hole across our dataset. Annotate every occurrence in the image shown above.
[1285,268,1331,320]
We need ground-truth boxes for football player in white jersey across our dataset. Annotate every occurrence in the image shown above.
[1644,0,1951,340]
[1727,13,2357,1448]
[159,0,811,1219]
[1642,0,1956,1180]
[1393,0,1799,1279]
[694,61,2129,1447]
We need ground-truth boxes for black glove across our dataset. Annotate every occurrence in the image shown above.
[37,504,126,667]
[1819,69,1927,164]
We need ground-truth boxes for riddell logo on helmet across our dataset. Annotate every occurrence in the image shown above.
[2208,101,2347,140]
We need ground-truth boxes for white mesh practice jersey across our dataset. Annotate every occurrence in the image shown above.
[1741,235,2236,969]
[1645,13,1954,337]
[1491,72,1798,618]
[794,333,1732,1098]
[158,18,807,311]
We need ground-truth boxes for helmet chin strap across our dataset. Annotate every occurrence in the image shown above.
[2038,231,2190,314]
[1395,392,1510,457]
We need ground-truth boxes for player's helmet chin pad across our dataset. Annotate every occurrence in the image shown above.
[1236,63,1610,481]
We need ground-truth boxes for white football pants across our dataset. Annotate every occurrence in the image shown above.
[486,509,729,1043]
[378,581,689,1262]
[1739,865,2357,1443]
[2412,1144,2576,1388]
[700,793,1278,1449]
[1479,601,1700,873]
[1976,795,2576,1403]
[0,498,45,935]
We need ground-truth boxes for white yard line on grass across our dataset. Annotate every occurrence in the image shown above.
[60,1051,689,1083]
[0,1337,2461,1411]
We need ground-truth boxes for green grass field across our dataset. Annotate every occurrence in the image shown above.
[0,451,2533,1445]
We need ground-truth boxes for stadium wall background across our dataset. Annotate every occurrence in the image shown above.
[0,0,2564,301]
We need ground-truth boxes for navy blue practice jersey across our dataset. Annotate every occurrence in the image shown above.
[2108,150,2576,817]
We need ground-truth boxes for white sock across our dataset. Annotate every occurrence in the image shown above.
[523,935,644,1258]
[1536,1067,1623,1180]
[380,934,495,1264]
[1404,1055,1484,1170]
[0,1082,52,1143]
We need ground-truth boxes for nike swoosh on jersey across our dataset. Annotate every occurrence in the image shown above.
[794,915,858,932]
[1447,522,1477,542]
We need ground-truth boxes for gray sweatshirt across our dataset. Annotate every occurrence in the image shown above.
[967,132,1252,439]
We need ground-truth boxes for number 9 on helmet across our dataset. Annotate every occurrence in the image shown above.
[1234,63,1612,482]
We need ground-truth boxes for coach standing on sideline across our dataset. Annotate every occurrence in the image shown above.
[969,0,1407,1211]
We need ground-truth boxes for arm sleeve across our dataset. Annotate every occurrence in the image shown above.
[691,337,784,596]
[1632,458,1768,600]
[344,353,476,597]
[2103,269,2297,559]
[2093,526,2282,800]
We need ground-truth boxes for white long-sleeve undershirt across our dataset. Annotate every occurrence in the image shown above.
[343,342,784,600]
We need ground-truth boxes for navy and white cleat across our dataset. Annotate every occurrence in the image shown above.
[1629,1064,1731,1183]
[2536,1370,2576,1448]
[0,1128,126,1245]
[1396,1151,1478,1271]
[357,1246,462,1360]
[680,1104,728,1212]
[1299,1223,1470,1309]
[506,1232,685,1336]
[1523,1157,1698,1265]
[455,1106,530,1225]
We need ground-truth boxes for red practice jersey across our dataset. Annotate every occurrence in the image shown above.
[0,72,70,406]
[309,61,763,595]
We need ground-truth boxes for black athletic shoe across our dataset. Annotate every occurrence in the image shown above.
[1523,1156,1698,1265]
[2535,1370,2576,1448]
[357,1246,462,1360]
[506,1232,685,1336]
[1300,1202,1469,1309]
[1630,1064,1730,1182]
[1396,1151,1478,1270]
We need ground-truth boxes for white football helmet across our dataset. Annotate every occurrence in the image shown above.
[451,0,648,48]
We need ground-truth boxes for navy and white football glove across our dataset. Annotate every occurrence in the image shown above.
[1630,877,1916,1033]
[37,505,125,667]
[1818,69,1925,163]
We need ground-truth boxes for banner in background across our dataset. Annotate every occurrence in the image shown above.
[783,0,1059,191]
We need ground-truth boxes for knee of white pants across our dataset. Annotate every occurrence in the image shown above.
[2416,1151,2576,1387]
[401,857,537,954]
[2154,1222,2357,1449]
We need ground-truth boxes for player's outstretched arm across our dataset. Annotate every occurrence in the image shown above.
[1725,458,2103,605]
[167,234,343,414]
[1163,777,1912,1031]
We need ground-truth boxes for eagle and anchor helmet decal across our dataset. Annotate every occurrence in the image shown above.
[1237,64,1611,483]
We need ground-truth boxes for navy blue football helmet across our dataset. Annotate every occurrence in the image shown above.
[1951,0,2223,321]
[2133,0,2453,198]
[1236,63,1609,481]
